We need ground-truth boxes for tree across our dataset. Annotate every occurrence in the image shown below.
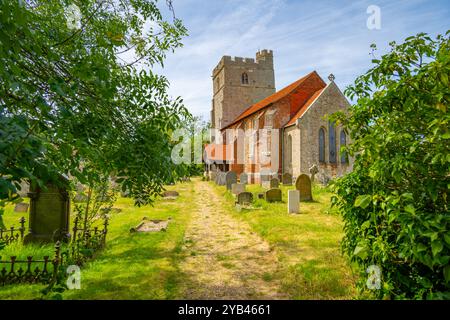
[0,0,190,226]
[330,31,450,299]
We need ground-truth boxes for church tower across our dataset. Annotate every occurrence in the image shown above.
[210,49,275,139]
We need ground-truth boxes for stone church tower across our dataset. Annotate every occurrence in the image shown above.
[210,49,275,138]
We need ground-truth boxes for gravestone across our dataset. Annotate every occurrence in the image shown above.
[288,190,300,214]
[17,181,29,198]
[260,172,271,184]
[265,188,282,202]
[217,172,226,186]
[73,192,88,203]
[14,202,29,213]
[239,173,248,185]
[130,217,171,233]
[231,183,246,195]
[295,174,313,201]
[257,193,265,199]
[309,164,319,183]
[270,178,279,188]
[24,175,71,244]
[162,190,179,200]
[237,192,253,205]
[282,173,293,185]
[225,171,237,190]
[210,171,217,182]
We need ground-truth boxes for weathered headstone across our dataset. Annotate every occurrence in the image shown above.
[257,193,265,199]
[282,173,293,185]
[162,190,179,199]
[231,183,246,195]
[14,202,29,213]
[24,175,71,244]
[17,181,29,198]
[225,171,237,190]
[239,173,248,185]
[73,192,88,203]
[237,192,253,205]
[260,172,271,184]
[210,171,217,182]
[216,172,226,186]
[288,190,300,213]
[309,164,319,183]
[265,188,282,202]
[270,178,279,188]
[295,174,313,201]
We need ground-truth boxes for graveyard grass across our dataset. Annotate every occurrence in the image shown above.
[0,179,357,299]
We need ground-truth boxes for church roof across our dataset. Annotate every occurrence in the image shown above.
[284,87,325,127]
[222,71,325,130]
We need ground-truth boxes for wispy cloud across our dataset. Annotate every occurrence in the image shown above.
[156,0,450,120]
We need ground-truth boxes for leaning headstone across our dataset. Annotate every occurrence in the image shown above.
[24,174,71,244]
[309,164,319,183]
[288,190,300,214]
[282,173,293,185]
[231,183,246,195]
[14,202,29,213]
[225,171,237,190]
[237,192,253,205]
[239,173,248,185]
[265,188,282,202]
[270,178,279,189]
[295,174,313,201]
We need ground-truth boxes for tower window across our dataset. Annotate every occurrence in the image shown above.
[241,72,249,85]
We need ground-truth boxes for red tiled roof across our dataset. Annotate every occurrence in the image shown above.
[284,87,325,127]
[222,71,324,129]
[204,143,233,162]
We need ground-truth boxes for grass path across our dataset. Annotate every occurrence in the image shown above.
[179,180,287,299]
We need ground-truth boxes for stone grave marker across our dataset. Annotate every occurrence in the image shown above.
[24,175,71,244]
[295,174,313,201]
[257,193,265,199]
[261,181,271,189]
[236,192,253,205]
[231,183,246,195]
[130,217,171,233]
[14,202,29,213]
[162,190,179,200]
[309,164,319,183]
[225,171,237,190]
[239,173,248,185]
[210,171,217,182]
[265,188,282,202]
[282,173,292,185]
[270,178,279,188]
[288,190,300,214]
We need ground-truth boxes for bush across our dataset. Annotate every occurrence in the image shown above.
[331,31,450,299]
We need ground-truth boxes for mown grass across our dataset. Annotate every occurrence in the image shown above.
[211,181,357,299]
[0,182,194,300]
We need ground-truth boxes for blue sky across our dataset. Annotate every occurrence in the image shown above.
[155,0,450,121]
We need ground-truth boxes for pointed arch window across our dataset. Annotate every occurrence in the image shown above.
[340,130,347,164]
[319,128,325,163]
[241,72,249,85]
[329,121,336,163]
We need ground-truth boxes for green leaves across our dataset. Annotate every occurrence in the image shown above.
[354,195,371,209]
[331,31,450,299]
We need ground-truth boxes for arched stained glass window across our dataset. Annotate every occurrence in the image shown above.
[329,121,336,163]
[340,130,347,164]
[319,128,325,163]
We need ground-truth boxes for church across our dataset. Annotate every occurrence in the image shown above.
[204,50,352,184]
